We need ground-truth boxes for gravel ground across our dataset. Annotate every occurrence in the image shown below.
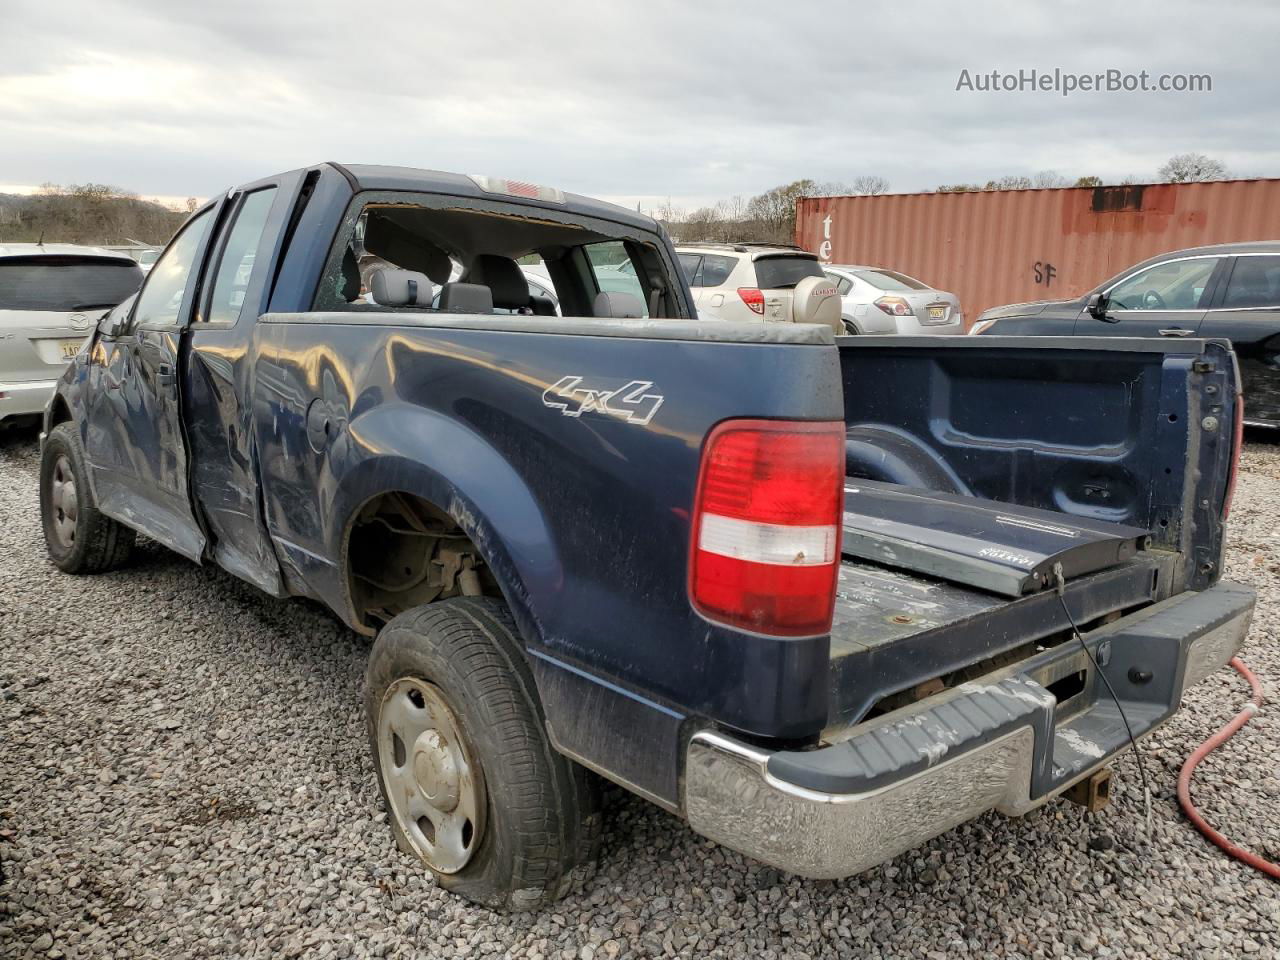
[1,427,1277,960]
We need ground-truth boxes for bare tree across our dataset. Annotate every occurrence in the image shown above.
[1158,153,1230,183]
[983,175,1033,191]
[745,179,817,243]
[1031,170,1070,189]
[847,175,890,196]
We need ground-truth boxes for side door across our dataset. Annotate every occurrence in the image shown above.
[84,202,221,562]
[1198,253,1280,425]
[185,177,303,595]
[1083,254,1226,339]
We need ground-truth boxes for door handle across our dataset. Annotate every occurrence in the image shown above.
[156,362,176,386]
[1158,328,1194,337]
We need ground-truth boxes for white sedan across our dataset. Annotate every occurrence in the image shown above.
[822,265,964,335]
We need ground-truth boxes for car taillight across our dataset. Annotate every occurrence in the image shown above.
[1223,391,1244,520]
[874,296,911,316]
[689,419,845,637]
[737,287,765,315]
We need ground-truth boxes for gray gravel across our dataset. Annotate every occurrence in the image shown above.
[1,426,1277,959]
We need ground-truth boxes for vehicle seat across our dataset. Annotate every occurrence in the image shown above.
[461,255,532,311]
[362,216,453,284]
[370,268,434,306]
[529,294,557,316]
[593,291,644,318]
[438,282,493,314]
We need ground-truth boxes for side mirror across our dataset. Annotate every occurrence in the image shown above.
[1085,292,1117,322]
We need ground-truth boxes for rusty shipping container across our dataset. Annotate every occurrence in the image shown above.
[795,179,1280,325]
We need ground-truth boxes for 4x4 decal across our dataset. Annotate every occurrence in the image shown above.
[541,376,664,426]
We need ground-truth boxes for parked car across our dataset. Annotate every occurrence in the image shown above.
[821,264,964,335]
[0,243,143,426]
[969,241,1280,426]
[134,247,161,273]
[676,242,840,329]
[40,163,1252,913]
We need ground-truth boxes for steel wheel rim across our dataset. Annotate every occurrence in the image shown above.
[49,455,79,549]
[378,677,485,873]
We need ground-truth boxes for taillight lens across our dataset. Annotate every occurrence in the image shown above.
[874,296,912,316]
[689,420,845,637]
[737,287,765,315]
[1223,391,1244,519]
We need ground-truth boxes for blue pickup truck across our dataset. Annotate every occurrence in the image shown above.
[39,163,1254,910]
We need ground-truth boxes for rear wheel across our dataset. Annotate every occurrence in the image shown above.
[40,422,134,573]
[366,597,601,910]
[841,317,859,335]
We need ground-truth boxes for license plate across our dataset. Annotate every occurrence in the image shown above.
[928,306,946,320]
[60,338,84,359]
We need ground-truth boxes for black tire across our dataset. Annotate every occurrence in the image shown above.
[841,317,859,335]
[365,597,601,910]
[40,422,134,573]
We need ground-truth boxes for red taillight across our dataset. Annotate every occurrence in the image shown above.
[1223,391,1244,519]
[737,287,765,315]
[689,420,845,637]
[874,296,911,316]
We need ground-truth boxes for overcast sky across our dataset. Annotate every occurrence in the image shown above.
[1,0,1277,213]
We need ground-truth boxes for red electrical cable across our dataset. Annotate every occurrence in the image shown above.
[1177,657,1280,880]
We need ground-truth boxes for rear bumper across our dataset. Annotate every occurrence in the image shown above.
[0,378,57,421]
[684,581,1254,879]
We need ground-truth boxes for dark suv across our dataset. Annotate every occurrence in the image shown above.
[971,241,1280,426]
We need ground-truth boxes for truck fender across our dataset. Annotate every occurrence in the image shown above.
[327,403,558,646]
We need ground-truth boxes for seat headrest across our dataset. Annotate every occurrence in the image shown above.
[593,290,644,319]
[438,282,493,314]
[370,268,434,307]
[362,215,453,284]
[461,254,529,309]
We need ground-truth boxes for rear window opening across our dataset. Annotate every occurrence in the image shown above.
[0,257,143,312]
[853,269,929,292]
[754,255,824,290]
[315,193,680,320]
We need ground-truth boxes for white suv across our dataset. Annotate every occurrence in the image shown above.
[1,244,143,426]
[675,243,832,323]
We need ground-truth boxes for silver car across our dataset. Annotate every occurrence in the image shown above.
[0,244,143,425]
[822,264,964,335]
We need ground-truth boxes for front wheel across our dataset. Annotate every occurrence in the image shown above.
[365,597,601,910]
[40,422,134,573]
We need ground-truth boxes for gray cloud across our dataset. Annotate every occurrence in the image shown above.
[1,0,1276,208]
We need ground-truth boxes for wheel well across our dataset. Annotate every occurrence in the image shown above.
[344,491,500,632]
[48,394,72,428]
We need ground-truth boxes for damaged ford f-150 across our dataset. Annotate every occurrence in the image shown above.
[39,162,1254,910]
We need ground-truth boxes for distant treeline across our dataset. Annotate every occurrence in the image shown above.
[0,183,192,246]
